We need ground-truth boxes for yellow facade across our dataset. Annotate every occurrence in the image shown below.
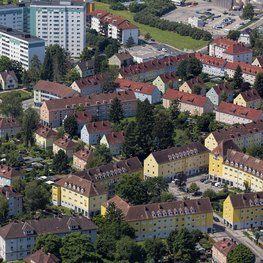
[35,133,55,149]
[234,94,262,109]
[209,153,223,178]
[179,82,192,93]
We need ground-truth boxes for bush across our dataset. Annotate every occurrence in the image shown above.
[110,3,127,10]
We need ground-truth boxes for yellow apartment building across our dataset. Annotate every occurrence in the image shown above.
[233,89,262,109]
[35,126,57,149]
[205,120,263,151]
[101,195,213,240]
[223,192,263,230]
[52,174,107,217]
[179,76,205,94]
[144,142,209,180]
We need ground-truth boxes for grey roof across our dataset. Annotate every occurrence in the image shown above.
[31,0,85,7]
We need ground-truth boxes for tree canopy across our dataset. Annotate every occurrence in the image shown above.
[254,72,263,97]
[87,144,112,168]
[0,92,23,118]
[242,3,254,20]
[227,244,255,263]
[64,115,78,138]
[109,97,124,123]
[52,149,69,173]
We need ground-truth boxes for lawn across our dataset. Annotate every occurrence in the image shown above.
[94,2,208,51]
[0,89,32,101]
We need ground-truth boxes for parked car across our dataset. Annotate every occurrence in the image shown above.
[200,178,206,183]
[213,216,220,222]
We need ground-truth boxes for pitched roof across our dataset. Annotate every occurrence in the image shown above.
[89,9,109,19]
[254,56,263,67]
[113,51,132,61]
[0,117,20,129]
[104,195,213,222]
[35,126,57,139]
[76,59,94,71]
[158,72,179,83]
[151,142,209,164]
[185,76,204,89]
[73,73,104,90]
[225,61,263,76]
[213,83,233,95]
[34,80,77,98]
[74,148,92,162]
[0,186,22,199]
[212,139,241,157]
[25,250,60,263]
[53,137,75,150]
[0,215,97,239]
[0,70,17,82]
[71,111,92,124]
[239,89,262,102]
[213,239,237,257]
[115,78,158,95]
[0,165,22,179]
[76,157,142,182]
[55,174,106,197]
[217,101,263,121]
[225,150,263,178]
[195,53,226,67]
[163,89,209,107]
[104,131,125,145]
[85,121,112,134]
[228,192,263,209]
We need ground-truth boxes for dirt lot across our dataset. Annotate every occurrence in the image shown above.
[162,0,244,36]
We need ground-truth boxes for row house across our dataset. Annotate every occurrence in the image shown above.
[101,195,213,240]
[179,76,206,95]
[162,89,214,116]
[215,101,263,125]
[205,120,263,151]
[40,90,137,128]
[206,83,233,106]
[209,37,252,64]
[0,117,21,139]
[34,80,78,107]
[100,131,125,156]
[234,89,262,109]
[73,148,93,171]
[115,78,161,104]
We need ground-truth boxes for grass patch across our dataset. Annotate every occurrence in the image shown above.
[0,90,32,101]
[94,1,208,50]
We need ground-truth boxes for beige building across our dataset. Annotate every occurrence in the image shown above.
[74,59,95,78]
[0,71,18,90]
[100,131,125,155]
[179,76,206,95]
[234,89,262,109]
[35,126,57,149]
[53,137,76,159]
[152,72,180,94]
[0,117,21,139]
[212,238,237,263]
[108,52,133,68]
[73,148,93,170]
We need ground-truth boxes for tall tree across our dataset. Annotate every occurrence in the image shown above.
[242,3,254,20]
[254,72,263,97]
[64,68,80,84]
[52,149,69,173]
[169,99,180,124]
[125,36,135,48]
[80,47,94,62]
[9,61,23,83]
[177,58,202,79]
[227,244,255,263]
[87,144,112,168]
[0,92,23,118]
[227,30,241,41]
[0,195,8,222]
[109,97,124,123]
[41,48,53,81]
[64,115,78,138]
[232,65,243,89]
[29,55,42,82]
[144,238,168,263]
[0,56,12,72]
[101,67,118,92]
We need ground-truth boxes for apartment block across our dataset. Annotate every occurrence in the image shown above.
[101,195,213,240]
[234,89,262,109]
[152,72,180,94]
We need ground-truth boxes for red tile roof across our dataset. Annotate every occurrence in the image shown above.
[113,51,133,61]
[158,72,179,83]
[0,118,20,129]
[105,131,125,145]
[0,70,17,82]
[74,148,92,162]
[73,73,104,90]
[115,79,157,95]
[185,76,204,89]
[34,80,77,98]
[239,89,262,102]
[212,139,241,157]
[195,53,226,67]
[89,9,109,19]
[85,121,112,134]
[163,89,209,107]
[25,250,60,263]
[0,165,22,180]
[35,126,57,139]
[72,111,92,124]
[213,83,233,95]
[228,192,263,209]
[217,101,263,121]
[225,61,263,76]
[53,137,75,150]
[0,186,22,198]
[213,238,237,257]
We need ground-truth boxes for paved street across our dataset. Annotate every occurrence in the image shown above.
[22,98,34,110]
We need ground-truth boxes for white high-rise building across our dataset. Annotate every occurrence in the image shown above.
[30,0,86,58]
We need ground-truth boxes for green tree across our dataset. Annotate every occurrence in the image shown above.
[24,181,50,212]
[109,97,124,123]
[101,66,118,92]
[144,32,152,40]
[232,65,243,89]
[0,92,23,118]
[246,144,263,159]
[104,43,119,58]
[9,60,23,83]
[80,47,94,62]
[115,236,146,263]
[0,195,8,222]
[242,3,254,20]
[254,72,263,97]
[169,99,180,124]
[52,149,69,173]
[125,36,135,48]
[227,244,255,263]
[33,234,62,257]
[0,56,11,72]
[28,55,42,82]
[177,58,202,79]
[64,115,78,138]
[64,68,80,84]
[60,231,95,263]
[192,83,202,95]
[87,144,112,168]
[12,177,26,193]
[144,238,168,263]
[21,108,39,147]
[41,48,53,81]
[227,30,241,41]
[188,182,200,193]
[202,189,217,200]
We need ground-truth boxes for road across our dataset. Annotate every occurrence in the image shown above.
[22,98,34,110]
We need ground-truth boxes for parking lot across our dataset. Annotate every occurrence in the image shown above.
[162,0,244,36]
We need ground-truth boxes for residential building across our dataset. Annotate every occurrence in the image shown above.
[89,10,139,45]
[233,89,262,109]
[252,56,263,67]
[188,16,204,27]
[162,89,214,116]
[30,0,86,58]
[223,192,263,230]
[70,73,103,96]
[204,120,263,151]
[0,117,21,139]
[81,121,112,145]
[209,37,253,63]
[100,131,125,155]
[35,126,58,149]
[238,28,252,46]
[179,76,206,95]
[76,157,142,197]
[74,59,95,78]
[212,238,237,263]
[119,53,195,82]
[215,101,263,125]
[0,186,23,218]
[101,195,213,240]
[73,148,92,170]
[0,71,18,90]
[225,61,263,85]
[52,174,107,217]
[195,53,227,77]
[206,83,233,106]
[0,25,45,70]
[34,80,78,107]
[115,78,161,104]
[152,72,181,94]
[0,215,97,261]
[53,137,76,159]
[108,52,133,68]
[40,91,137,127]
[144,142,209,180]
[25,250,60,263]
[0,165,24,187]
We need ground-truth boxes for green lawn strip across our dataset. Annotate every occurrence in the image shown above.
[94,1,208,50]
[0,90,32,101]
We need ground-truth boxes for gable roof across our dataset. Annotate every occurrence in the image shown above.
[76,59,94,71]
[158,72,179,83]
[228,192,263,209]
[89,9,109,19]
[185,76,204,89]
[72,73,104,90]
[225,61,263,76]
[212,139,241,157]
[0,117,20,129]
[104,131,125,145]
[0,165,22,180]
[0,186,22,199]
[74,148,92,162]
[217,101,263,121]
[0,70,17,82]
[163,89,209,107]
[25,250,60,263]
[239,89,262,102]
[35,126,57,139]
[254,56,263,67]
[213,239,237,257]
[195,53,226,67]
[85,121,112,134]
[53,137,75,150]
[113,51,133,61]
[213,83,233,95]
[71,111,92,124]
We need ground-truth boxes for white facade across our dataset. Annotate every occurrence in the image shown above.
[225,68,256,85]
[30,1,86,58]
[188,16,204,28]
[0,26,45,70]
[202,63,226,77]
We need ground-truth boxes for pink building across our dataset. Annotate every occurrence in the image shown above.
[212,238,236,263]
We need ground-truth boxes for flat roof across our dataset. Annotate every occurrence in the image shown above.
[31,0,85,7]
